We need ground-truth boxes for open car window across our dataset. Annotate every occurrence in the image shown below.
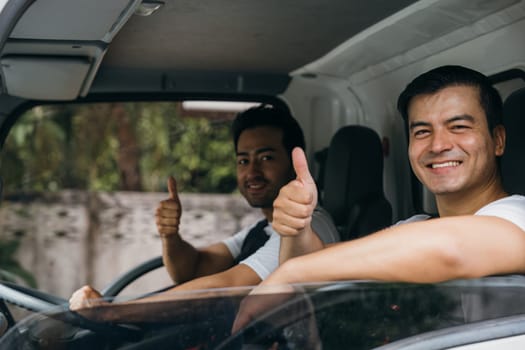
[1,101,246,193]
[2,0,525,348]
[0,100,263,302]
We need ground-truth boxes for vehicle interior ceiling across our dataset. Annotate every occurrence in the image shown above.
[0,0,525,222]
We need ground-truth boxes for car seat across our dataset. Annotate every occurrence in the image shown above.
[319,125,392,241]
[501,86,525,195]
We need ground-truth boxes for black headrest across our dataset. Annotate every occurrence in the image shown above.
[322,125,387,230]
[501,87,525,195]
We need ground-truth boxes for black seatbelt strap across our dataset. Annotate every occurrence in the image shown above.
[234,219,269,264]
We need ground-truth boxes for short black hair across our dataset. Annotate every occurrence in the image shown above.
[397,65,503,131]
[232,104,305,154]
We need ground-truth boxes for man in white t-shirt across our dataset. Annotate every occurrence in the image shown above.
[70,105,339,312]
[233,65,525,330]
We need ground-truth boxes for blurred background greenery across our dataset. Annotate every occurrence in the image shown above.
[0,101,248,286]
[0,101,239,195]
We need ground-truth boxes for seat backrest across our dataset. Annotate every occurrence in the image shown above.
[501,87,525,195]
[321,125,392,241]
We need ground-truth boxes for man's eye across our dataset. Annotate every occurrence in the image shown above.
[451,124,469,130]
[261,155,274,161]
[413,129,429,138]
[238,159,248,165]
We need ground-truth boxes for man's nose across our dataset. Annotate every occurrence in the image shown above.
[430,129,453,153]
[246,159,262,176]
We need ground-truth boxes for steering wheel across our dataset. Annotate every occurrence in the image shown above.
[0,255,164,312]
[0,282,64,313]
[0,256,163,341]
[0,281,143,344]
[100,256,164,296]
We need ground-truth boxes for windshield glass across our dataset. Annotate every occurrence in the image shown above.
[224,277,525,349]
[2,277,525,349]
[0,100,262,321]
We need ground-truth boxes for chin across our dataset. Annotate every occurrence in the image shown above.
[246,199,273,209]
[430,185,464,196]
[424,178,465,194]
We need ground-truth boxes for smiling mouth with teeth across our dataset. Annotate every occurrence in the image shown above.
[430,161,461,169]
[247,182,266,189]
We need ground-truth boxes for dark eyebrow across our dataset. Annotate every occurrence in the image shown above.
[236,147,276,157]
[446,114,475,124]
[409,114,475,131]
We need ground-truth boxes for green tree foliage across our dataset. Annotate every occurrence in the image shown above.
[0,239,36,287]
[0,102,237,194]
[0,101,239,288]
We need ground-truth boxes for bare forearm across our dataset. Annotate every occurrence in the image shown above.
[174,264,261,292]
[162,238,236,284]
[279,226,324,264]
[267,216,525,285]
[161,235,200,283]
[128,264,261,305]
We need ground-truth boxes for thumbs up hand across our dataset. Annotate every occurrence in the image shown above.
[156,176,182,238]
[272,148,318,237]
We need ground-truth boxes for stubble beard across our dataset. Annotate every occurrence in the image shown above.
[244,192,276,209]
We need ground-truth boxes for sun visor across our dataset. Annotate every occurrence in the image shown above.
[0,0,143,100]
[1,56,91,100]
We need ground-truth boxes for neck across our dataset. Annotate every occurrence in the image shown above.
[261,207,273,222]
[435,180,508,217]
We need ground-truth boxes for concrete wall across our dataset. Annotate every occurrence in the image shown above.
[0,191,261,299]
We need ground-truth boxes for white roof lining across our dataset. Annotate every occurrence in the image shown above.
[351,2,525,84]
[293,0,522,82]
[2,0,141,100]
[10,0,141,42]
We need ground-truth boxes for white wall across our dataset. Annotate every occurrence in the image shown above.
[0,191,261,298]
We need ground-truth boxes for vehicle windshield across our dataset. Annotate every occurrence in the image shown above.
[2,277,525,349]
[0,100,262,297]
[2,1,525,349]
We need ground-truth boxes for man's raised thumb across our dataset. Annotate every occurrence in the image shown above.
[167,176,179,200]
[292,147,314,185]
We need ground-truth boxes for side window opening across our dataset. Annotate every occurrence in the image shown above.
[0,100,265,299]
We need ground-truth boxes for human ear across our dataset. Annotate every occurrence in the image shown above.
[493,125,506,156]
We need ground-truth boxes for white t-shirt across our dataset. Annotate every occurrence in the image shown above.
[400,195,525,324]
[396,195,525,232]
[222,206,340,280]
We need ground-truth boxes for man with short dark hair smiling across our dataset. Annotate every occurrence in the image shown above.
[233,66,525,330]
[69,105,339,312]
